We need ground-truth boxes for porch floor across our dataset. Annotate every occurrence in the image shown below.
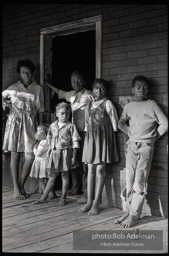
[2,186,168,253]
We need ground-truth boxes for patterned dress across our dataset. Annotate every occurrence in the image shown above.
[58,88,93,131]
[2,81,44,153]
[30,139,50,178]
[82,98,119,165]
[46,120,81,173]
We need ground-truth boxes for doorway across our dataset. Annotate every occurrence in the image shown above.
[40,15,102,123]
[50,30,95,113]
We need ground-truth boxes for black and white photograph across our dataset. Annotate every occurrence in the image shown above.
[2,2,168,254]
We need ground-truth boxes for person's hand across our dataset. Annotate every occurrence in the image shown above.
[71,156,77,167]
[3,97,12,110]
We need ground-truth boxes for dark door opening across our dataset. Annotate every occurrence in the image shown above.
[50,30,95,113]
[51,30,95,190]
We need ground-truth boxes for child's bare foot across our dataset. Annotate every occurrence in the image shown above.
[114,211,129,224]
[78,202,92,213]
[13,190,25,200]
[57,198,66,206]
[32,198,47,205]
[76,196,87,204]
[118,214,138,228]
[88,202,99,215]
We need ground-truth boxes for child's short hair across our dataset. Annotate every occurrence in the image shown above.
[92,78,108,91]
[71,70,86,81]
[132,76,149,88]
[17,59,36,74]
[38,123,49,135]
[55,102,71,114]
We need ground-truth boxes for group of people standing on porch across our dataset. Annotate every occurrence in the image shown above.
[2,59,168,228]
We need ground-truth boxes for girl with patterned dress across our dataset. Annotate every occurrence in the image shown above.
[33,102,81,206]
[78,78,119,215]
[2,59,44,200]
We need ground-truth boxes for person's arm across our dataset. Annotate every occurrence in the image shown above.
[106,100,118,131]
[35,141,49,157]
[154,102,168,141]
[46,82,74,103]
[2,89,12,111]
[45,82,60,94]
[71,147,78,166]
[118,107,130,136]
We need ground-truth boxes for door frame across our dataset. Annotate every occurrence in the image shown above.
[40,15,102,87]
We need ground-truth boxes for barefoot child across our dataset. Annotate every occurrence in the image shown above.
[78,78,119,215]
[30,124,57,199]
[46,70,93,202]
[115,75,168,228]
[33,102,81,206]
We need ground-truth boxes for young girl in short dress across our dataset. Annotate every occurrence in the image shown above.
[33,102,81,206]
[78,78,119,215]
[30,124,57,198]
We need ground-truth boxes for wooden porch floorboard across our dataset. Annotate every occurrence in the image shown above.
[2,186,168,253]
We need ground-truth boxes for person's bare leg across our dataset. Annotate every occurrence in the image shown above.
[78,164,95,213]
[76,164,88,204]
[33,173,57,204]
[38,179,44,194]
[20,152,34,198]
[88,163,106,216]
[57,172,69,206]
[45,177,58,199]
[39,178,47,193]
[10,152,25,199]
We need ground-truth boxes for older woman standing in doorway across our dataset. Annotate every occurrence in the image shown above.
[2,59,45,199]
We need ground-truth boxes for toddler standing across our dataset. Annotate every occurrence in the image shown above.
[30,124,57,198]
[78,78,119,215]
[33,102,81,206]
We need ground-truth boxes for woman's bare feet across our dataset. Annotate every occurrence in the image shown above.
[13,190,25,200]
[76,196,87,204]
[114,211,129,224]
[32,198,47,205]
[78,202,92,213]
[57,198,66,206]
[88,202,99,215]
[118,214,138,228]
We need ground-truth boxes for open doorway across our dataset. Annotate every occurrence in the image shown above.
[50,30,95,113]
[40,15,102,123]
